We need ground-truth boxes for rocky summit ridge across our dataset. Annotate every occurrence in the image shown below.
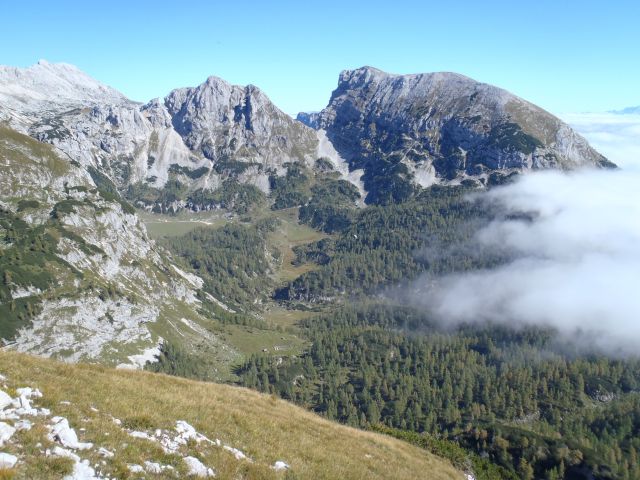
[301,66,613,202]
[0,62,325,209]
[0,61,614,211]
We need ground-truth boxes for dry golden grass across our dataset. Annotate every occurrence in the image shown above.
[0,351,463,479]
[0,469,16,480]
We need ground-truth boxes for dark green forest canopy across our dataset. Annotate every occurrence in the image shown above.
[237,305,640,480]
[160,218,279,311]
[278,184,503,301]
[155,179,640,480]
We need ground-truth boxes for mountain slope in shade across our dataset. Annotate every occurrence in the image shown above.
[307,66,614,203]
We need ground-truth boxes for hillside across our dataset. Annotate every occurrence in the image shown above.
[0,351,464,479]
[0,124,243,374]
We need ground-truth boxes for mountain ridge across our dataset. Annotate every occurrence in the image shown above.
[0,60,129,114]
[0,61,614,212]
[0,61,334,212]
[307,66,613,203]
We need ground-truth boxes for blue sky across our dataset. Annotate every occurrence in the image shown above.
[1,0,638,115]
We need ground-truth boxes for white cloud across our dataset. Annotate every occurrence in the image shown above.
[399,111,640,354]
[409,169,640,354]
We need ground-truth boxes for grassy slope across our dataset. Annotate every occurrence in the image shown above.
[139,210,229,238]
[0,352,462,480]
[265,208,326,284]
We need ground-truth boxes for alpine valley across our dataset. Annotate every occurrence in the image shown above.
[0,61,638,480]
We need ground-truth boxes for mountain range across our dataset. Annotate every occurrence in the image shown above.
[1,61,613,210]
[612,105,640,114]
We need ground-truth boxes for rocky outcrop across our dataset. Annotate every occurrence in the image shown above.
[310,66,614,200]
[165,76,318,167]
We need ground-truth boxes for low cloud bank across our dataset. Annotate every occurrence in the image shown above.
[406,114,640,354]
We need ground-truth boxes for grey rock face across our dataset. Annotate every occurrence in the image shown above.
[316,66,614,189]
[0,62,613,208]
[0,125,231,366]
[296,112,321,129]
[164,76,318,167]
[0,62,320,201]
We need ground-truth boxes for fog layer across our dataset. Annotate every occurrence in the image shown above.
[407,113,640,353]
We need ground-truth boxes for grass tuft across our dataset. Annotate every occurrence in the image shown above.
[0,351,463,480]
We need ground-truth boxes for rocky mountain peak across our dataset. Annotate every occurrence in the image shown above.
[337,65,390,86]
[162,75,317,165]
[315,66,613,202]
[334,66,476,95]
[326,67,518,125]
[0,62,325,204]
[0,60,129,112]
[0,61,614,210]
